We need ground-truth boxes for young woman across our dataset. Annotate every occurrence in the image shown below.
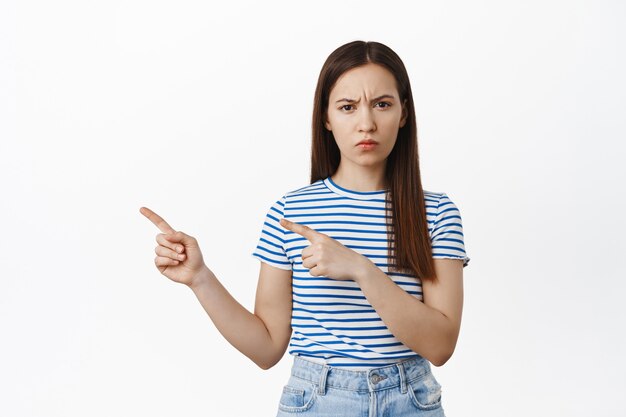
[140,40,469,417]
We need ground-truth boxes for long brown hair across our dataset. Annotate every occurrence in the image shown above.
[310,40,438,283]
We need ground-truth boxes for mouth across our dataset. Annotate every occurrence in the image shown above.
[357,140,378,150]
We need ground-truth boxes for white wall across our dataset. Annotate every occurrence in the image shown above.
[1,0,624,416]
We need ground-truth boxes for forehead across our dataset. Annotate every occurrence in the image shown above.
[329,63,398,97]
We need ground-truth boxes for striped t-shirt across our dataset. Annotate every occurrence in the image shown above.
[250,176,470,370]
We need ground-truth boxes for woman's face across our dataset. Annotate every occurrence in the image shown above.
[325,63,407,169]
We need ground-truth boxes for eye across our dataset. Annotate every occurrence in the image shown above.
[376,101,391,109]
[340,104,354,111]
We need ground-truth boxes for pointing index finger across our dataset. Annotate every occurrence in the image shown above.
[139,207,176,234]
[280,218,321,243]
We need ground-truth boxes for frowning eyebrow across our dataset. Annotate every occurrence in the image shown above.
[335,94,396,104]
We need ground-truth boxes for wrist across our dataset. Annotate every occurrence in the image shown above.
[188,265,214,291]
[353,255,375,284]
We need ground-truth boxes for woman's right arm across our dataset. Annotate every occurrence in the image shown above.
[189,262,292,370]
[140,206,292,370]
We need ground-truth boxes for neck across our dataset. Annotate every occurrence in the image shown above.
[331,163,387,192]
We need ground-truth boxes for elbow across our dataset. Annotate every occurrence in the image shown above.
[431,342,456,367]
[256,358,277,370]
[254,342,289,370]
[257,337,290,370]
[429,336,457,367]
[431,320,459,367]
[430,351,452,367]
[255,352,282,370]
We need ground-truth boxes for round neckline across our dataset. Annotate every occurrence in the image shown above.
[323,176,389,201]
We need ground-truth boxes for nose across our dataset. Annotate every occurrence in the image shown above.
[357,106,376,132]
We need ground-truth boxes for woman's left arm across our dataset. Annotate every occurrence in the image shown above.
[354,258,464,367]
[279,217,464,367]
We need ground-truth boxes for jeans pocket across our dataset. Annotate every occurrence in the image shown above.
[407,370,443,411]
[278,376,317,413]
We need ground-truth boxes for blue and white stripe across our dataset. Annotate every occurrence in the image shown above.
[251,176,469,369]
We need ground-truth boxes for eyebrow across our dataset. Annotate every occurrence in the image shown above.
[335,94,396,104]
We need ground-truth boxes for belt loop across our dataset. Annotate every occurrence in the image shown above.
[397,361,407,394]
[318,364,330,396]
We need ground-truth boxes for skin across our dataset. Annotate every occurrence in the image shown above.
[283,62,465,365]
[325,62,407,191]
[139,62,464,368]
[279,218,464,367]
[140,206,285,369]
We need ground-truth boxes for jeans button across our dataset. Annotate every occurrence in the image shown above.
[371,374,384,384]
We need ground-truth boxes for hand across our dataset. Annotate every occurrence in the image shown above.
[140,206,209,288]
[279,218,372,282]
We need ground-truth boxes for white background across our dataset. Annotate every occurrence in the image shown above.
[1,1,625,416]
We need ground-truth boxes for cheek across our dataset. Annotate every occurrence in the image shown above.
[329,112,351,128]
[328,117,352,140]
[380,113,403,132]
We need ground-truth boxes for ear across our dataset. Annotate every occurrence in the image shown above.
[399,99,408,128]
[325,117,332,131]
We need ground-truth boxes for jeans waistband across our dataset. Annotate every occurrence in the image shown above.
[290,355,432,395]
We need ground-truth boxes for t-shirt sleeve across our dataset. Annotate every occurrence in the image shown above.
[250,195,292,270]
[431,193,470,268]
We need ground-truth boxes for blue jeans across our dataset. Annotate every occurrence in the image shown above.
[276,355,446,416]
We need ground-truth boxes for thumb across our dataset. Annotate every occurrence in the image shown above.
[164,231,196,245]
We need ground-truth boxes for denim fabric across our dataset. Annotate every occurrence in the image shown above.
[276,355,446,417]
